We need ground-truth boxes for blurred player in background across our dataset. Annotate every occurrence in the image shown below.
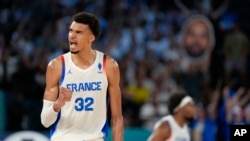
[40,11,123,141]
[147,91,196,141]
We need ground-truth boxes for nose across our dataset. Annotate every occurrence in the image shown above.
[69,31,76,39]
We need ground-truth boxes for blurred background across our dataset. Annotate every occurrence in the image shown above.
[0,0,250,141]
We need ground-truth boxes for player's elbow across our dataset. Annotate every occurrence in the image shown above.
[111,116,123,128]
[40,110,57,128]
[41,120,51,128]
[41,116,52,128]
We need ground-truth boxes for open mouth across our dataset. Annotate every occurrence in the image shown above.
[70,41,77,46]
[70,41,78,49]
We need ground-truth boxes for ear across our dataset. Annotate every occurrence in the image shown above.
[89,35,95,42]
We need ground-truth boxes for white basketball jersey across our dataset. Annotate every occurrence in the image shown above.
[154,115,190,141]
[50,50,109,141]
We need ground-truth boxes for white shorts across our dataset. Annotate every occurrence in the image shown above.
[84,138,104,141]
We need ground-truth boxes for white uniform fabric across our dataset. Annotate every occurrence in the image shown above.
[154,115,190,141]
[50,50,108,141]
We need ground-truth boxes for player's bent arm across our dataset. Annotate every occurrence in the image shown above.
[41,57,62,128]
[106,56,124,141]
[147,122,171,141]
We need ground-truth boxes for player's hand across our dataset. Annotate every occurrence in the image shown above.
[53,87,72,112]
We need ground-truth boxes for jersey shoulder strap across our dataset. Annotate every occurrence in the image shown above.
[59,55,65,85]
[102,54,107,75]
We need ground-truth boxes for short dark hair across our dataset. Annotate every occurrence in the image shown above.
[167,91,188,115]
[72,11,101,39]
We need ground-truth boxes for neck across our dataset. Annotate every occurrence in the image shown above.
[173,114,186,128]
[71,49,96,69]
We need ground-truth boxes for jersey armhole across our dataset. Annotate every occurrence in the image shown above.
[59,55,65,86]
[164,120,172,140]
[103,54,107,75]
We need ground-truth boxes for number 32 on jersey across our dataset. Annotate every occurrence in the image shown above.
[74,97,94,111]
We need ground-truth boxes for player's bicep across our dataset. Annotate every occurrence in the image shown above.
[106,56,122,118]
[148,122,170,141]
[43,58,62,101]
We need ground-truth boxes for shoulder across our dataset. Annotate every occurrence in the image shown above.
[154,116,171,130]
[159,121,171,132]
[45,55,65,85]
[46,55,64,74]
[104,55,119,72]
[152,118,171,139]
[101,54,120,83]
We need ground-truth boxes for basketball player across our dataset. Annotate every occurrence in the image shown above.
[147,91,196,141]
[40,12,123,141]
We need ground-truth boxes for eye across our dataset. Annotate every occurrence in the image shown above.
[76,31,82,34]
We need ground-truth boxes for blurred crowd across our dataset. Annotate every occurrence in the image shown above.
[0,0,250,141]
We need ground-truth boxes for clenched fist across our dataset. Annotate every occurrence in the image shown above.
[53,87,72,112]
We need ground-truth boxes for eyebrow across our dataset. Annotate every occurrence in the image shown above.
[69,28,83,33]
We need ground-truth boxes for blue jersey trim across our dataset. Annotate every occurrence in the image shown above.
[59,55,65,85]
[102,118,109,137]
[102,92,109,138]
[50,111,61,137]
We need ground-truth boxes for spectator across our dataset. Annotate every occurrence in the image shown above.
[223,22,249,82]
[192,88,219,141]
[178,14,215,73]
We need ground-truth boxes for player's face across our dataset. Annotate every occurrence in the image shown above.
[68,21,94,54]
[182,102,196,122]
[183,21,210,58]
